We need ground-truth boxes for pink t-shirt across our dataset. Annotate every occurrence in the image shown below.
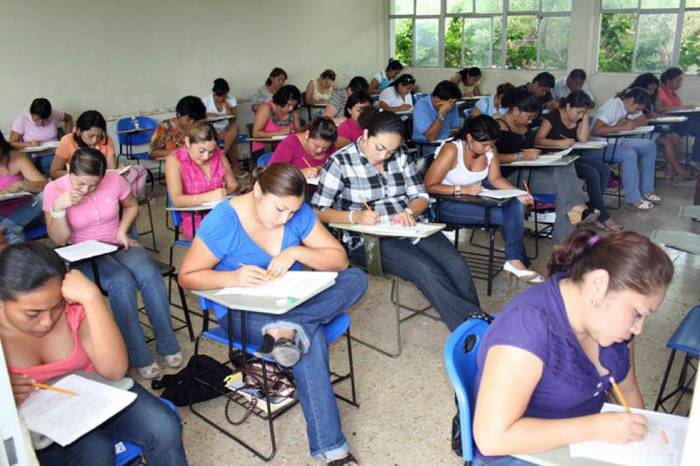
[0,173,28,217]
[337,119,363,144]
[11,111,64,143]
[269,133,333,169]
[43,171,131,244]
[658,84,682,108]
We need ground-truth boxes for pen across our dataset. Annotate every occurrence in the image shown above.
[522,180,535,207]
[302,157,312,169]
[33,383,78,396]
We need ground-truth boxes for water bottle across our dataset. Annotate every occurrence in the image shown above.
[131,116,140,130]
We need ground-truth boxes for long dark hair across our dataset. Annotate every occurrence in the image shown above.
[243,163,306,197]
[69,147,107,178]
[0,130,12,167]
[453,115,501,145]
[73,110,107,148]
[0,243,66,301]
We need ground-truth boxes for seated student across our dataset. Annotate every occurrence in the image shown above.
[165,121,238,241]
[591,87,659,210]
[43,148,182,379]
[150,96,207,159]
[424,115,542,284]
[1,243,188,466]
[450,67,482,97]
[336,93,374,148]
[369,58,404,94]
[269,117,337,180]
[552,68,595,102]
[323,76,369,123]
[252,67,288,113]
[312,111,482,331]
[202,77,242,175]
[178,163,367,465]
[535,91,622,232]
[521,72,557,111]
[305,69,337,106]
[50,110,115,179]
[251,85,303,154]
[472,229,673,465]
[656,66,700,166]
[629,73,693,181]
[496,87,597,244]
[378,74,416,113]
[471,83,514,118]
[9,98,73,175]
[412,80,462,144]
[0,131,46,244]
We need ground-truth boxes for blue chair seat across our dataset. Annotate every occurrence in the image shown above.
[667,306,700,356]
[256,152,273,167]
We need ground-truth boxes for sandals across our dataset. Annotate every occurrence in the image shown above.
[644,193,662,204]
[631,200,654,210]
[137,362,162,380]
[165,352,184,369]
[567,207,600,226]
[593,219,624,232]
[328,453,358,466]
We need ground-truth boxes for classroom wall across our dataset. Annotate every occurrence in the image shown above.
[404,0,700,109]
[0,0,388,131]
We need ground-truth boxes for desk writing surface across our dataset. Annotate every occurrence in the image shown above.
[506,155,578,167]
[606,125,655,137]
[246,135,286,142]
[330,222,445,238]
[536,141,608,150]
[669,106,700,114]
[20,141,59,153]
[433,193,510,207]
[648,116,688,124]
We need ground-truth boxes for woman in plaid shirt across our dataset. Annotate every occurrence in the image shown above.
[312,112,481,330]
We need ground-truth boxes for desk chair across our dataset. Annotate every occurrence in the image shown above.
[116,116,160,175]
[114,397,177,466]
[444,317,491,463]
[654,305,700,415]
[256,152,273,167]
[189,299,357,461]
[166,196,194,302]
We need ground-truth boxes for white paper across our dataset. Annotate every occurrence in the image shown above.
[669,106,700,114]
[19,374,137,447]
[306,176,320,186]
[478,188,528,199]
[351,222,445,237]
[648,116,688,123]
[569,403,688,466]
[612,125,655,136]
[572,141,608,149]
[216,271,337,299]
[55,240,118,262]
[0,191,32,201]
[21,141,59,153]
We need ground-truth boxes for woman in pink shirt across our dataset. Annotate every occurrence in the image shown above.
[336,92,373,148]
[0,242,187,466]
[165,121,238,240]
[657,67,700,164]
[251,85,302,153]
[42,148,181,379]
[270,117,337,179]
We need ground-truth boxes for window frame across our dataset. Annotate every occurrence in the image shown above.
[596,0,700,73]
[388,0,572,69]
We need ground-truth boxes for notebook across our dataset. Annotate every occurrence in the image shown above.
[19,374,137,447]
[216,271,338,300]
[55,240,118,262]
[478,188,528,199]
[569,403,688,466]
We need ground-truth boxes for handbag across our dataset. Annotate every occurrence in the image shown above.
[151,354,233,406]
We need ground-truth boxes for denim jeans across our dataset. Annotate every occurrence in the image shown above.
[36,383,187,466]
[471,455,535,465]
[0,192,44,244]
[508,164,585,244]
[349,232,481,331]
[75,247,180,368]
[216,268,368,460]
[585,137,657,204]
[681,113,700,162]
[574,157,611,222]
[33,154,54,176]
[438,198,527,263]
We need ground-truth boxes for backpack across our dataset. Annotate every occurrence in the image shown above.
[151,355,233,406]
[120,164,152,203]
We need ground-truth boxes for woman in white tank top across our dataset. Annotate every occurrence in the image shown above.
[424,115,543,284]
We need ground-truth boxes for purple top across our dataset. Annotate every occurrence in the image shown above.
[473,274,631,457]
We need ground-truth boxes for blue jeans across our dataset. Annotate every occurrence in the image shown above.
[36,383,187,466]
[681,113,700,162]
[585,137,656,204]
[574,157,611,222]
[75,247,180,368]
[438,198,527,263]
[349,233,481,331]
[471,456,535,465]
[33,154,54,176]
[216,268,368,460]
[0,192,44,244]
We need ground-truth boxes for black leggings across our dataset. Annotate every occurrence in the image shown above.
[575,157,611,222]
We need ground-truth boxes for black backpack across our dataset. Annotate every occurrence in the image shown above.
[151,355,233,406]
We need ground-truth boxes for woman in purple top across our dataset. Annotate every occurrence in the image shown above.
[472,229,674,464]
[335,92,373,148]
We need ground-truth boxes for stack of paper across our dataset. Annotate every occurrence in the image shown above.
[21,141,59,153]
[478,188,528,199]
[572,141,608,149]
[216,271,338,299]
[55,240,118,262]
[19,374,137,447]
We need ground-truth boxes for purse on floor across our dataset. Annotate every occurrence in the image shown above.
[152,354,233,406]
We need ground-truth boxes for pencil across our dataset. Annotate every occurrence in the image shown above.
[360,197,373,212]
[302,157,312,169]
[522,180,535,207]
[33,383,78,396]
[608,376,631,413]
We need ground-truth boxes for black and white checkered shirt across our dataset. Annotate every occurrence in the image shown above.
[311,139,429,249]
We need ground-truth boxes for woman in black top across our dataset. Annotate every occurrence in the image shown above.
[535,91,622,232]
[494,88,597,244]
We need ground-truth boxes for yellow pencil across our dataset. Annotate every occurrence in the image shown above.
[302,157,312,169]
[608,376,631,413]
[360,197,373,212]
[522,180,535,207]
[33,383,78,396]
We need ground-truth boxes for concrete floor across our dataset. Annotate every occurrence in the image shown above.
[129,175,699,466]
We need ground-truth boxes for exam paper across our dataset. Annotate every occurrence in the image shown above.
[55,240,118,262]
[216,271,337,299]
[478,188,528,199]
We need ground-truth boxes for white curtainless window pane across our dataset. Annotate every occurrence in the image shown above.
[390,0,414,15]
[634,13,677,72]
[390,18,414,66]
[540,16,570,69]
[463,16,502,68]
[415,18,440,66]
[416,0,441,15]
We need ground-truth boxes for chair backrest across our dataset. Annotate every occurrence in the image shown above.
[166,195,183,228]
[256,152,274,167]
[116,116,158,146]
[443,318,490,461]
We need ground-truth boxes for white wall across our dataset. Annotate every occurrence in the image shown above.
[0,0,388,131]
[404,0,700,108]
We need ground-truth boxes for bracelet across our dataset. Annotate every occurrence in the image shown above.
[348,210,355,224]
[454,185,462,197]
[50,209,66,219]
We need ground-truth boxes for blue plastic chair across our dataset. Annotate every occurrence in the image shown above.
[654,305,700,414]
[444,318,491,462]
[256,152,273,167]
[116,116,158,162]
[114,397,177,466]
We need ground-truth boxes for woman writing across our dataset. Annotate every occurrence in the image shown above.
[150,96,207,159]
[269,117,337,179]
[369,59,404,94]
[378,74,416,113]
[336,93,374,148]
[251,67,288,113]
[251,85,303,155]
[305,69,337,106]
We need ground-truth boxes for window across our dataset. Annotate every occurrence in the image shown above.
[389,0,571,69]
[598,0,700,74]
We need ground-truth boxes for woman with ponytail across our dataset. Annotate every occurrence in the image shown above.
[470,229,674,464]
